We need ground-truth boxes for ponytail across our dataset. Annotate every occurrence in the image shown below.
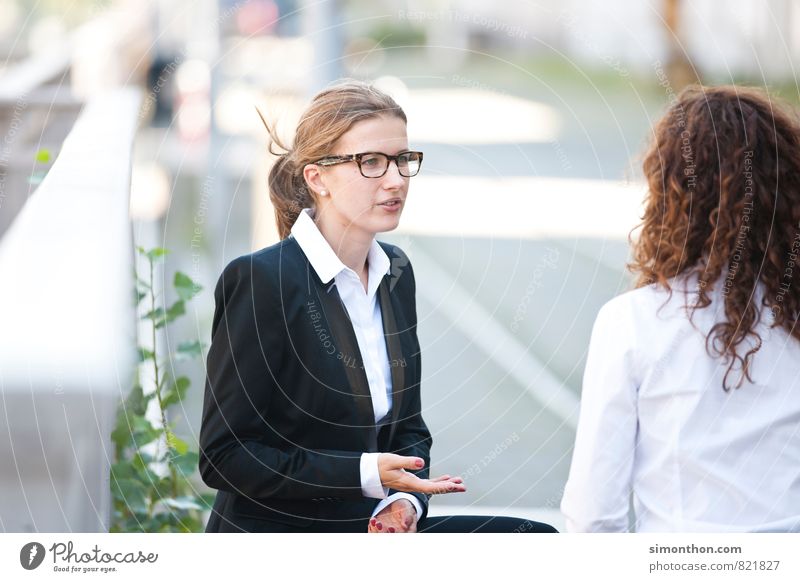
[257,106,313,239]
[268,154,313,239]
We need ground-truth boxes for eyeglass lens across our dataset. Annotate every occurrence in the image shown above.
[360,152,421,177]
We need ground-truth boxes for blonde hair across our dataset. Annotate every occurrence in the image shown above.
[259,80,407,239]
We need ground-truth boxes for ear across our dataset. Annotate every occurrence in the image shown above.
[303,164,328,197]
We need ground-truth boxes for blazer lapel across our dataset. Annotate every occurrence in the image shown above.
[313,277,378,452]
[378,277,405,446]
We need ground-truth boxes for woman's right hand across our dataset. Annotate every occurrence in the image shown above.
[377,453,466,495]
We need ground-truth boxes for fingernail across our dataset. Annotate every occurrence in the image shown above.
[415,459,424,467]
[376,522,382,530]
[388,527,395,533]
[370,518,376,526]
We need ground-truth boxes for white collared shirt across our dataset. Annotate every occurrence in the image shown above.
[291,208,423,520]
[561,276,800,532]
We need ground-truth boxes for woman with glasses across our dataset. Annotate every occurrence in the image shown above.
[199,80,557,533]
[561,85,800,532]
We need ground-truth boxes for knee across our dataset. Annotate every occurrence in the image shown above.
[513,519,558,533]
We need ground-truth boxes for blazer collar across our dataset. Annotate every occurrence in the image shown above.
[377,279,405,444]
[291,208,391,300]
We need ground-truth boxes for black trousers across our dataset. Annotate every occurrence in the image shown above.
[418,515,557,533]
[209,513,557,533]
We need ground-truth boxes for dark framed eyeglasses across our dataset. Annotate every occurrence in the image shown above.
[314,150,424,178]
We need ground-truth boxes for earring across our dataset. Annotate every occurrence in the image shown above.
[320,189,327,196]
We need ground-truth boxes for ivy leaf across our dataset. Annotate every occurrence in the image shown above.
[145,248,169,261]
[168,471,194,495]
[130,451,154,472]
[175,340,203,360]
[142,301,184,329]
[200,493,216,509]
[158,496,206,511]
[131,416,161,448]
[125,384,151,416]
[135,290,147,305]
[111,460,137,481]
[171,450,199,479]
[166,431,189,455]
[174,271,202,301]
[173,516,203,532]
[141,306,165,323]
[111,411,133,451]
[162,376,190,408]
[35,148,51,163]
[150,477,174,500]
[111,478,149,515]
[111,386,150,450]
[135,274,152,290]
[137,347,155,363]
[157,300,185,328]
[115,455,160,491]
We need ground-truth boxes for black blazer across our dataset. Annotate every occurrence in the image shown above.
[199,236,432,532]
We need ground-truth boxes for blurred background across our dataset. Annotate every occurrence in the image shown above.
[1,0,799,532]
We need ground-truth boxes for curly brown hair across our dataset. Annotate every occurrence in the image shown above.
[629,85,800,390]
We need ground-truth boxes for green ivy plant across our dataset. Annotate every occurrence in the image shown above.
[110,246,213,532]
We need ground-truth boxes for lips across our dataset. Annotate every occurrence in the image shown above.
[378,198,402,207]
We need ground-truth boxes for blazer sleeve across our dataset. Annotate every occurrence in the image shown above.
[198,255,365,500]
[384,258,433,515]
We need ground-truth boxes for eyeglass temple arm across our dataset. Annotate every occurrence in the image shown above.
[315,155,357,166]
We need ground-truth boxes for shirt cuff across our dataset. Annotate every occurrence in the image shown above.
[371,493,424,521]
[360,452,389,499]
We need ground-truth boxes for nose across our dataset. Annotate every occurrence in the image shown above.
[381,159,406,189]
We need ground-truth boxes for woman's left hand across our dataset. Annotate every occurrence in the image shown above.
[368,499,417,533]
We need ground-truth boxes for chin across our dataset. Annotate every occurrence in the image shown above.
[375,215,402,233]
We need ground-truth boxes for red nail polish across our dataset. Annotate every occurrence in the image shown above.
[415,459,424,467]
[388,527,395,533]
[376,522,382,530]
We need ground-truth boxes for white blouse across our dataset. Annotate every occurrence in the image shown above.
[561,276,800,532]
[291,209,422,520]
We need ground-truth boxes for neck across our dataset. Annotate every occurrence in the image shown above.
[314,212,373,275]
